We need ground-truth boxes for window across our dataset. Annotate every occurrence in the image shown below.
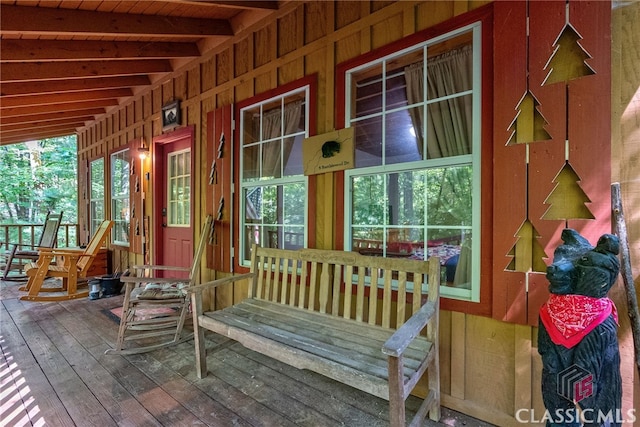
[239,87,309,265]
[343,23,482,302]
[89,157,105,238]
[111,149,130,246]
[167,149,191,227]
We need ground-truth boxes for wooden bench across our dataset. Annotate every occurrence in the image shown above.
[190,244,441,427]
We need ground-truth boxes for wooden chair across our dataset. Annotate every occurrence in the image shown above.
[105,215,212,355]
[2,211,63,280]
[20,220,114,301]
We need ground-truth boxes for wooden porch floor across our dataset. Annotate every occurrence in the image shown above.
[0,279,493,427]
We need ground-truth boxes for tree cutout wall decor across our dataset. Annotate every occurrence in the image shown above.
[542,161,594,224]
[507,219,548,273]
[507,91,552,145]
[505,0,598,274]
[539,1,596,225]
[504,1,550,273]
[542,22,595,86]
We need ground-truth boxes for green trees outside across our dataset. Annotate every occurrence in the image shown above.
[351,165,473,242]
[0,136,78,226]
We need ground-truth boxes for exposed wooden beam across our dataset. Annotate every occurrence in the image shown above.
[2,123,82,136]
[0,39,201,62]
[1,118,88,133]
[0,89,133,109]
[174,1,279,10]
[0,5,234,37]
[1,128,79,145]
[0,76,151,97]
[1,100,117,118]
[1,60,172,82]
[0,109,106,126]
[0,117,87,135]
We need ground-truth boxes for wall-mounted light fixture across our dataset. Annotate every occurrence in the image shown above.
[138,140,149,159]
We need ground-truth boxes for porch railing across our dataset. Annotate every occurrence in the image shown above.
[0,222,80,251]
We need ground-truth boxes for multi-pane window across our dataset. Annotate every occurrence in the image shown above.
[239,87,309,264]
[344,23,481,302]
[111,149,130,246]
[167,149,191,227]
[89,157,105,238]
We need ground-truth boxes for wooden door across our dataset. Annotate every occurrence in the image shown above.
[154,127,194,276]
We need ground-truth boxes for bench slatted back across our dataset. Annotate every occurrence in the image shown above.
[249,244,440,329]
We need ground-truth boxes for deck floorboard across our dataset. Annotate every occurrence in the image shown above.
[1,278,493,427]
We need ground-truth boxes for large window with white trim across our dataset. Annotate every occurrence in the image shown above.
[239,87,309,265]
[89,157,105,238]
[111,148,130,246]
[343,23,481,301]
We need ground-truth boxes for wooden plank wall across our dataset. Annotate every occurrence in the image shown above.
[75,1,636,425]
[611,0,640,415]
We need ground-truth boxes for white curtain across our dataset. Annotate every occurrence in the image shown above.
[405,44,473,158]
[261,100,303,178]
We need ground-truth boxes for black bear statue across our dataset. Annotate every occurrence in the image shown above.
[538,228,622,427]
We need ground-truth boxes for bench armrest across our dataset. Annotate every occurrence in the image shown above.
[120,276,191,285]
[43,247,84,253]
[382,300,437,357]
[131,264,191,273]
[189,272,255,294]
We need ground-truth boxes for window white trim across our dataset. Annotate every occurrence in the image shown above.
[110,148,130,246]
[166,148,191,228]
[89,157,105,238]
[238,85,311,266]
[343,22,482,302]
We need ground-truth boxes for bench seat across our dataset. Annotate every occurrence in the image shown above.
[191,244,441,427]
[200,297,435,401]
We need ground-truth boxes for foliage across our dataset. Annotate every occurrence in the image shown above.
[0,136,78,225]
[351,165,473,241]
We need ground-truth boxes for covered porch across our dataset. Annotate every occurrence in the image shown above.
[0,278,486,427]
[1,0,639,425]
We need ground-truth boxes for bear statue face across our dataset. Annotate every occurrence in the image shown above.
[546,229,620,297]
[546,260,576,295]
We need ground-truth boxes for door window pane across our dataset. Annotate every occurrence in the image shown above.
[167,149,191,227]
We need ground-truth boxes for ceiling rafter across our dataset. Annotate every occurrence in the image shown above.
[1,110,107,126]
[0,39,201,62]
[2,60,173,83]
[0,89,134,109]
[2,100,120,118]
[0,5,234,37]
[0,0,283,145]
[176,1,280,11]
[1,117,97,132]
[1,76,152,97]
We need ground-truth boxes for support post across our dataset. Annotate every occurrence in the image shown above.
[611,182,640,378]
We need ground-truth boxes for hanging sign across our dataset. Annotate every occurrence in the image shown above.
[302,127,355,175]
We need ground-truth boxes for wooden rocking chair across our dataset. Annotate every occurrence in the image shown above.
[2,211,63,280]
[105,215,212,355]
[20,220,114,301]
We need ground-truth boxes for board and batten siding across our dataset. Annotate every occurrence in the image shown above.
[76,1,638,425]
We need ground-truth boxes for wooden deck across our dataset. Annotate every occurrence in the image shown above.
[0,279,493,427]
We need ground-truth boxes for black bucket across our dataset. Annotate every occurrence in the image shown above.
[101,276,123,297]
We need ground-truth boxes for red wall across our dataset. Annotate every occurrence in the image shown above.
[493,0,612,325]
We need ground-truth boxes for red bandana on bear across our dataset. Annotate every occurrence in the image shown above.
[539,294,618,349]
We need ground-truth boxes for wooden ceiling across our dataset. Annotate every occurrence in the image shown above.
[0,0,281,145]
